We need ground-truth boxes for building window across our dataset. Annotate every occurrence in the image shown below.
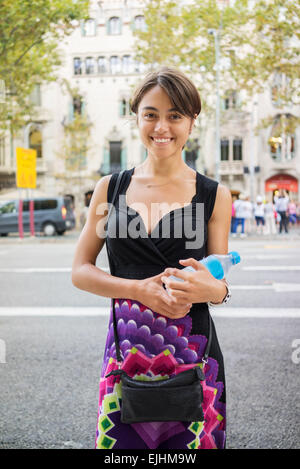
[110,56,121,74]
[0,137,5,166]
[221,139,229,161]
[109,141,122,172]
[73,96,83,115]
[133,60,146,74]
[233,139,243,161]
[29,125,42,159]
[287,135,295,161]
[134,15,146,31]
[108,17,121,35]
[85,57,95,75]
[74,58,83,75]
[122,55,134,74]
[29,84,41,107]
[120,99,127,117]
[82,19,96,36]
[268,114,296,162]
[223,90,238,110]
[119,98,133,117]
[269,136,282,161]
[271,72,291,107]
[98,56,107,73]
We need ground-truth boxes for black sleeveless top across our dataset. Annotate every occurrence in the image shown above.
[106,167,218,336]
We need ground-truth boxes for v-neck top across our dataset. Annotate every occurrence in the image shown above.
[106,166,218,276]
[105,167,218,333]
[125,168,199,236]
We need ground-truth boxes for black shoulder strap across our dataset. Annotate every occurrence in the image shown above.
[105,170,126,362]
[106,169,212,365]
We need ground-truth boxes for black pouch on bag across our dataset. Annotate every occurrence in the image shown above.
[106,366,206,423]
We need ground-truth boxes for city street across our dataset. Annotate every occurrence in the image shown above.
[0,230,299,449]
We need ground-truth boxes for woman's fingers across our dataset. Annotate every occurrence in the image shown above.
[161,295,192,316]
[161,276,190,291]
[161,284,191,305]
[168,289,190,302]
[163,267,192,282]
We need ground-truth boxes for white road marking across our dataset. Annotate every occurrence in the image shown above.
[1,265,300,274]
[242,266,300,271]
[1,264,299,292]
[231,284,300,292]
[0,307,299,318]
[0,267,110,273]
[0,307,109,316]
[241,254,298,260]
[210,308,300,318]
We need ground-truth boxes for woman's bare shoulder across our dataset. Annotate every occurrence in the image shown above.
[210,183,232,221]
[91,174,113,206]
[216,183,232,202]
[94,174,112,195]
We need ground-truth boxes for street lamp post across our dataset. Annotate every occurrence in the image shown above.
[249,96,258,203]
[24,122,37,237]
[208,28,221,182]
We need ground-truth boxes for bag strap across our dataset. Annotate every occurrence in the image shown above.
[112,299,212,365]
[106,169,212,365]
[105,170,126,362]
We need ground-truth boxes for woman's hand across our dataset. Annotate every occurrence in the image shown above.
[134,272,193,319]
[161,258,227,305]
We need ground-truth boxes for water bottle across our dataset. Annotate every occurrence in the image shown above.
[168,251,241,283]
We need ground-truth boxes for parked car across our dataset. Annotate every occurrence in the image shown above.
[0,196,76,236]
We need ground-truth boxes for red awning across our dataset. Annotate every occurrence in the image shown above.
[265,174,298,192]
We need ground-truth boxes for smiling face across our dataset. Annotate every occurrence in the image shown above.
[137,85,195,160]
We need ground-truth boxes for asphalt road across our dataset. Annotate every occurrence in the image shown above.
[0,229,299,449]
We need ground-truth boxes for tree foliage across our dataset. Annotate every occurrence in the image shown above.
[56,80,92,174]
[0,0,89,132]
[134,0,299,116]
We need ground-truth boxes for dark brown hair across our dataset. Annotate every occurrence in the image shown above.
[130,67,201,119]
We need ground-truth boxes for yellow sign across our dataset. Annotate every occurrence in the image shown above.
[16,147,37,189]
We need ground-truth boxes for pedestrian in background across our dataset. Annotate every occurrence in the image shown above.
[296,202,300,226]
[232,193,247,238]
[264,196,277,235]
[288,199,297,228]
[254,195,265,235]
[274,190,289,234]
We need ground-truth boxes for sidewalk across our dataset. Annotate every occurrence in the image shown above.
[0,229,82,244]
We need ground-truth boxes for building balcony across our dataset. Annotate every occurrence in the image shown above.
[268,156,297,172]
[220,160,244,175]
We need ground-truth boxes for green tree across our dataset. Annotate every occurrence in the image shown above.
[0,0,89,132]
[134,0,251,114]
[134,0,299,116]
[234,0,299,107]
[56,80,92,175]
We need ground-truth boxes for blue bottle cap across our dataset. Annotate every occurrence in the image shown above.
[229,251,241,265]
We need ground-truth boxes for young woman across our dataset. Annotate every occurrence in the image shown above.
[72,67,232,449]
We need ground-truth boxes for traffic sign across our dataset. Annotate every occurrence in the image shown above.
[16,147,37,189]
